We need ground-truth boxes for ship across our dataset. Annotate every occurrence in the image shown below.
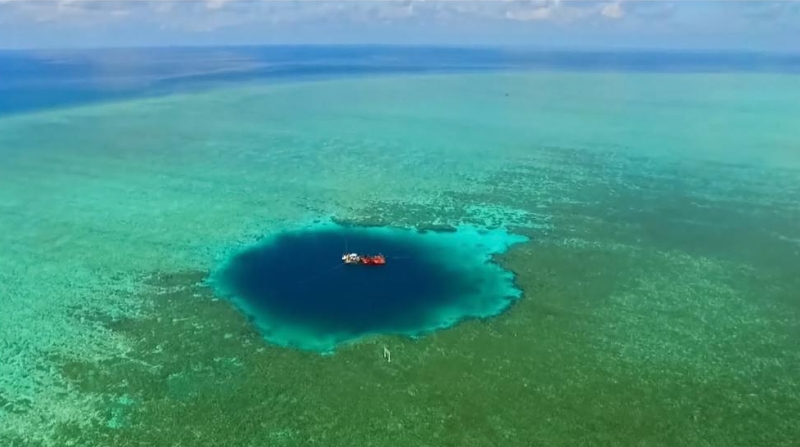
[341,253,386,266]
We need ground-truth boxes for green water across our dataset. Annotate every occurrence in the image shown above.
[1,71,799,446]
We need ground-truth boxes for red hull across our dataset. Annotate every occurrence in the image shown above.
[360,255,386,266]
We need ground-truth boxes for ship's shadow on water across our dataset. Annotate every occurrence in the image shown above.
[211,222,527,352]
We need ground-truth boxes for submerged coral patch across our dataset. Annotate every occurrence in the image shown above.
[211,222,527,352]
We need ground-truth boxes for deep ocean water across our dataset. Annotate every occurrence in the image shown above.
[211,222,527,351]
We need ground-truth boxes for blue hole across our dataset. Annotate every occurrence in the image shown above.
[212,222,527,352]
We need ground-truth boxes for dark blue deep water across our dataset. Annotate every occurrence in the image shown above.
[2,46,799,116]
[212,223,527,351]
[216,226,479,338]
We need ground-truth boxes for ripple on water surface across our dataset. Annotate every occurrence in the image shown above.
[211,221,528,352]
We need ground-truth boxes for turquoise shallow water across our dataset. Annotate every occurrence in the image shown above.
[1,56,799,445]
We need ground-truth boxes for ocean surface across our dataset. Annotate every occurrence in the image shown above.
[1,46,799,446]
[3,46,800,116]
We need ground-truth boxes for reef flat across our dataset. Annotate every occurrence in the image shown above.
[1,71,799,446]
